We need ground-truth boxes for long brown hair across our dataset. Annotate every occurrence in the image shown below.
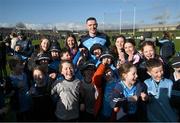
[64,34,78,49]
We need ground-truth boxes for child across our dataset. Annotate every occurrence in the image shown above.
[79,62,97,121]
[51,60,84,121]
[48,42,61,81]
[171,56,180,89]
[89,43,104,66]
[99,50,120,81]
[138,41,170,82]
[100,66,117,121]
[111,62,148,121]
[28,66,54,121]
[170,56,180,121]
[144,58,178,122]
[92,56,120,121]
[58,48,83,81]
[91,57,108,119]
[9,58,31,121]
[60,48,71,61]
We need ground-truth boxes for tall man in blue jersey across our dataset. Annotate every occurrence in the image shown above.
[79,17,111,51]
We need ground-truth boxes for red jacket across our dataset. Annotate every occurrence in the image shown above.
[92,63,106,117]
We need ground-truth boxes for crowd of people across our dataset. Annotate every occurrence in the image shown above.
[0,17,179,122]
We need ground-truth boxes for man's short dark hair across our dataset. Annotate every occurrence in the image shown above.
[86,17,97,23]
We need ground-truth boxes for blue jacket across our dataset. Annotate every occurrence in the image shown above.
[16,39,34,57]
[101,80,116,117]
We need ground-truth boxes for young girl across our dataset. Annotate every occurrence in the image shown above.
[28,37,51,71]
[51,60,84,121]
[9,58,31,121]
[111,62,148,121]
[139,41,170,82]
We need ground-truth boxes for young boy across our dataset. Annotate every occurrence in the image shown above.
[59,48,71,61]
[48,43,61,81]
[51,60,84,121]
[79,62,96,121]
[144,58,178,122]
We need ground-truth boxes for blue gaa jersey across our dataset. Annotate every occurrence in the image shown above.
[120,81,137,114]
[144,78,173,99]
[80,32,110,50]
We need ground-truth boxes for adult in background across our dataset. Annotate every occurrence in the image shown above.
[156,31,175,64]
[79,17,111,51]
[16,32,34,57]
[109,35,126,66]
[10,32,19,50]
[64,34,79,59]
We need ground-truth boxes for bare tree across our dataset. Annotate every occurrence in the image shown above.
[16,22,26,29]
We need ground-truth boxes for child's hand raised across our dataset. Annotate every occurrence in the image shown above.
[114,107,120,112]
[102,57,109,65]
[49,73,57,80]
[79,47,86,52]
[80,103,85,112]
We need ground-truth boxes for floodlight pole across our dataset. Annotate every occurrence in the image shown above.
[119,9,122,34]
[133,6,136,36]
[103,12,105,32]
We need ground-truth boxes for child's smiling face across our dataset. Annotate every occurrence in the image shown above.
[147,65,164,82]
[123,66,138,85]
[61,62,74,80]
[93,48,102,58]
[142,45,155,60]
